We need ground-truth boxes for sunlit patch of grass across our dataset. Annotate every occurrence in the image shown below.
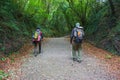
[105,54,112,59]
[0,57,6,61]
[0,70,8,80]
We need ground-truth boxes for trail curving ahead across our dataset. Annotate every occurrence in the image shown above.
[20,38,117,80]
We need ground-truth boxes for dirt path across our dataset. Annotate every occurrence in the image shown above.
[20,38,117,80]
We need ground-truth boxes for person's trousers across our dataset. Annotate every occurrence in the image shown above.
[72,42,82,60]
[33,41,41,53]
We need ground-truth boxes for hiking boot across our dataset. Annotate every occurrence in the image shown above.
[34,54,37,57]
[73,58,77,61]
[77,60,82,63]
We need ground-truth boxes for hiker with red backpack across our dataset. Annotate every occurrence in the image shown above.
[32,27,43,56]
[70,23,84,63]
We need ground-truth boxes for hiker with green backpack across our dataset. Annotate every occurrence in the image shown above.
[70,23,84,63]
[32,27,43,56]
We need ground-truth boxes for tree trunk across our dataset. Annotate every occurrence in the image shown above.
[108,0,115,16]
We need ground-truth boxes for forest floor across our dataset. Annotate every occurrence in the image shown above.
[0,38,120,80]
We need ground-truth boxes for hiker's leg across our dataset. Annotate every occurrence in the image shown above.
[34,41,37,52]
[72,44,77,60]
[77,44,82,61]
[39,41,41,53]
[34,41,38,56]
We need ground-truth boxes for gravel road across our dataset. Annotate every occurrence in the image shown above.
[20,38,117,80]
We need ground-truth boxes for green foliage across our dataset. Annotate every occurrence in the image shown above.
[0,70,8,80]
[0,0,36,54]
[0,0,120,55]
[105,54,112,59]
[0,47,5,52]
[0,57,6,61]
[85,0,120,55]
[111,21,120,35]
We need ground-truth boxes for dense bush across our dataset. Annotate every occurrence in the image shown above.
[85,0,120,55]
[0,0,35,54]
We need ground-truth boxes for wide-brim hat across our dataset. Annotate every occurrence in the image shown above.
[77,26,83,29]
[75,23,83,29]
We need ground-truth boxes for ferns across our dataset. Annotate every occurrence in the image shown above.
[0,0,120,54]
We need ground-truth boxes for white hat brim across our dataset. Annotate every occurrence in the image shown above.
[77,26,83,29]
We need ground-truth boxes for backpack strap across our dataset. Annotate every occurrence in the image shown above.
[73,28,78,38]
